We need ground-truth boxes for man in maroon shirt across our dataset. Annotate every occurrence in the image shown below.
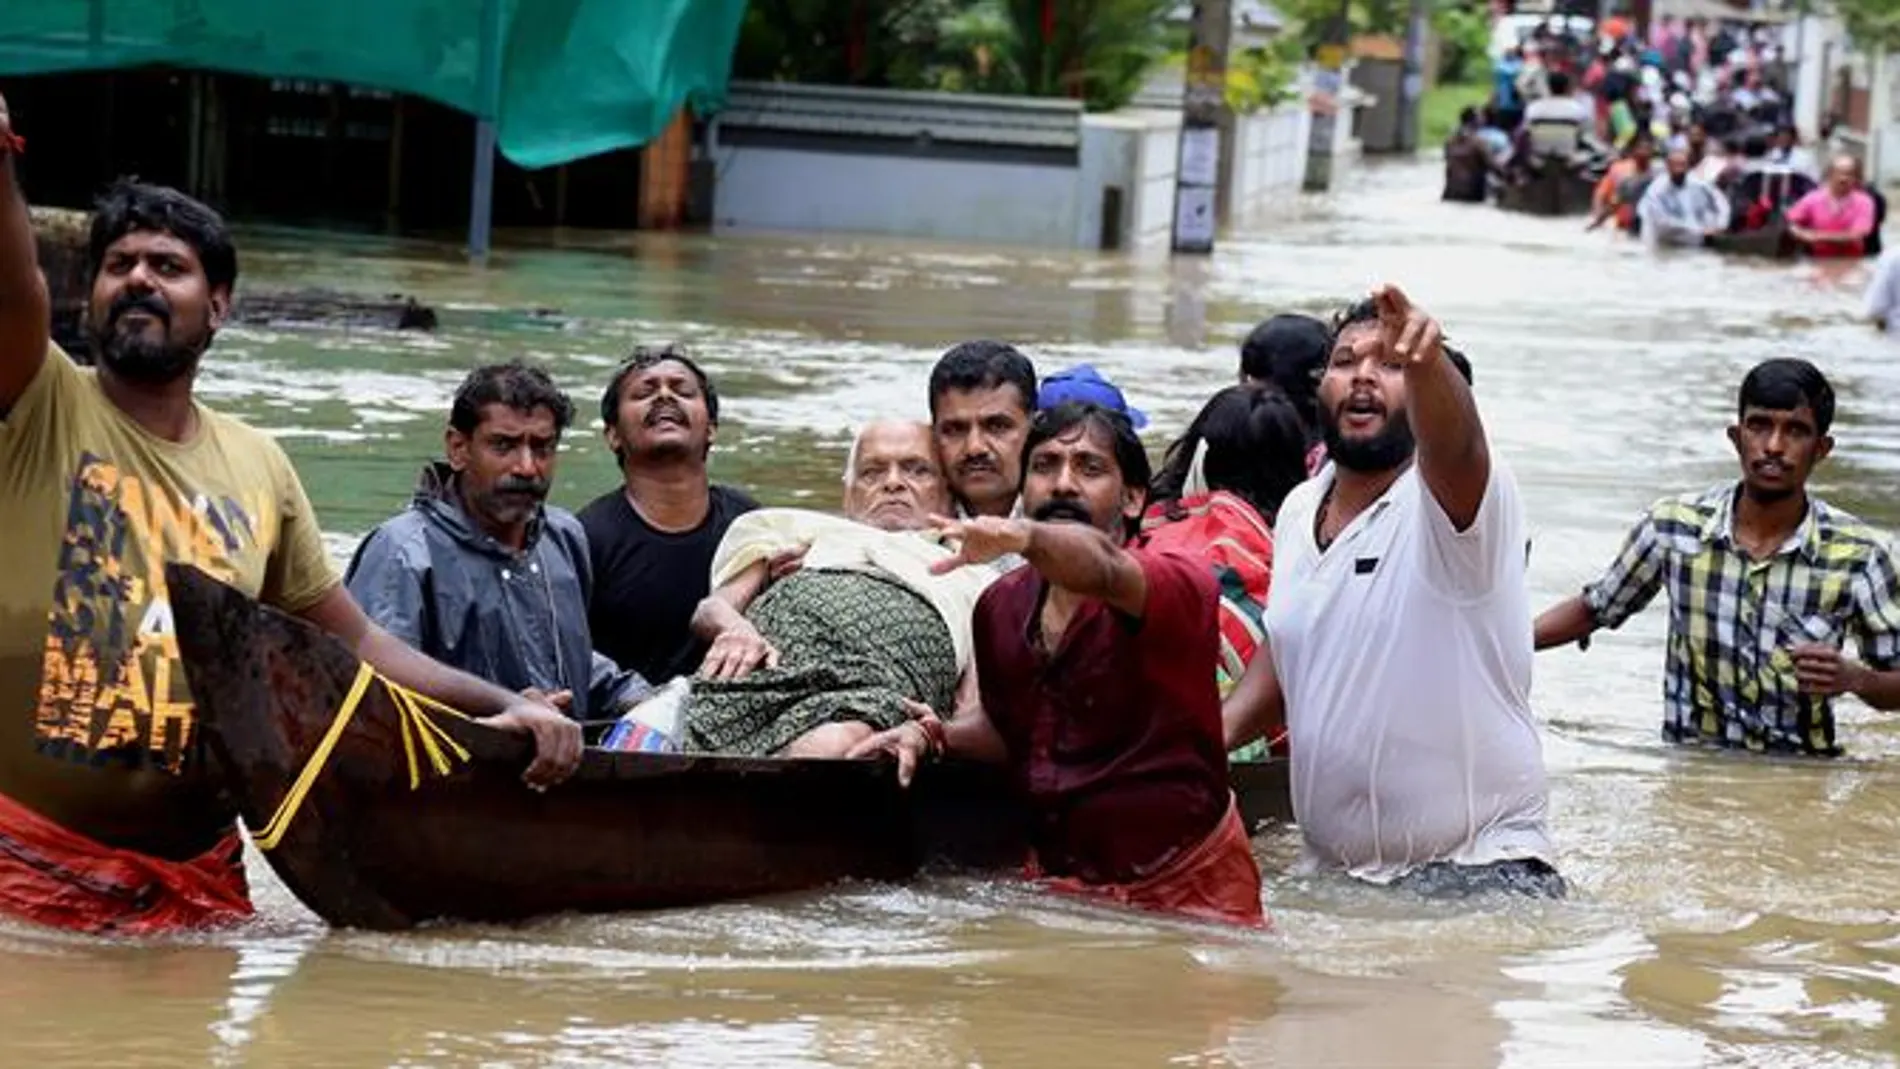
[851,402,1266,927]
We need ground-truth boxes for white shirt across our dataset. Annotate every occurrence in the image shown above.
[1764,146,1819,182]
[1638,174,1730,246]
[1522,95,1590,126]
[1521,96,1591,156]
[1866,251,1900,336]
[1266,462,1553,883]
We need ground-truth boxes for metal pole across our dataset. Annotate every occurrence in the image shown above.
[467,0,504,262]
[1170,0,1233,255]
[1792,0,1809,137]
[1395,0,1429,152]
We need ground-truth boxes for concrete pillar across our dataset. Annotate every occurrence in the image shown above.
[467,0,505,262]
[1171,0,1232,255]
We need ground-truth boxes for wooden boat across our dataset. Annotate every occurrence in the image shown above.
[1707,223,1792,259]
[1495,167,1597,217]
[166,565,1293,931]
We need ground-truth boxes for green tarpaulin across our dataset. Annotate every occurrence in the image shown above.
[0,0,749,169]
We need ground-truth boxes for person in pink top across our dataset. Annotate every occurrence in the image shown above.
[1787,156,1878,259]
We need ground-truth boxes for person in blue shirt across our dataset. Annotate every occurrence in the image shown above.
[1493,47,1525,131]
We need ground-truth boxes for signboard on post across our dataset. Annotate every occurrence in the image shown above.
[1171,2,1232,255]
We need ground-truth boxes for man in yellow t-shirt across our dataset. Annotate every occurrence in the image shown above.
[0,91,580,935]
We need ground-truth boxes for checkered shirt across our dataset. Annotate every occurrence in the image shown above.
[1583,483,1900,756]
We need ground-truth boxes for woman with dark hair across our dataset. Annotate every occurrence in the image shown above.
[1142,385,1312,760]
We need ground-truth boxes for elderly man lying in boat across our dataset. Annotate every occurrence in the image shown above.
[613,419,996,757]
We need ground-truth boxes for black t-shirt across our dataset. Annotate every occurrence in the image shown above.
[579,485,760,684]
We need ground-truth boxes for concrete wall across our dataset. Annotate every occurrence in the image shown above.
[709,81,1324,248]
[1788,14,1899,187]
[1230,102,1312,213]
[1790,14,1831,143]
[1077,108,1184,249]
[709,82,1086,247]
[712,146,1083,246]
[1873,53,1900,188]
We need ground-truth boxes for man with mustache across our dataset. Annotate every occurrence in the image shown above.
[1535,360,1900,756]
[347,363,650,724]
[852,403,1265,928]
[1223,286,1559,900]
[0,98,579,934]
[929,340,1036,522]
[580,347,759,686]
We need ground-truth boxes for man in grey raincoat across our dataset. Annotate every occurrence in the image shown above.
[347,362,649,722]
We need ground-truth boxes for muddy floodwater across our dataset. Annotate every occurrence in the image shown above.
[4,158,1897,1067]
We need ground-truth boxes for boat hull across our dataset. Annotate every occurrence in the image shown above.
[166,565,1292,930]
[1496,169,1596,217]
[1708,221,1792,259]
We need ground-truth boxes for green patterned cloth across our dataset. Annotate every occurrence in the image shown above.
[680,570,958,757]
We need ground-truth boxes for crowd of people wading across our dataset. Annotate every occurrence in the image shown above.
[1444,11,1890,263]
[2,49,1899,943]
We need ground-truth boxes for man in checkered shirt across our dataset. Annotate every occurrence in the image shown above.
[1535,358,1900,756]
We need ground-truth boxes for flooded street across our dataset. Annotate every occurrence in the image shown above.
[5,156,1899,1066]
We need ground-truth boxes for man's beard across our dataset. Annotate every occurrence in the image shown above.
[89,292,204,383]
[1321,405,1417,473]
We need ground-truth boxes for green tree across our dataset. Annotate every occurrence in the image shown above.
[1276,0,1491,83]
[732,0,960,86]
[1002,0,1178,111]
[1834,0,1900,54]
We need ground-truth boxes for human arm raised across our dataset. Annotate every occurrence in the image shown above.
[1372,284,1488,531]
[928,515,1148,617]
[0,90,49,416]
[296,587,583,787]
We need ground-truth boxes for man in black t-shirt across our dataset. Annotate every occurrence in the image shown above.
[579,347,759,684]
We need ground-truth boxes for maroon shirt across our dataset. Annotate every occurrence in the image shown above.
[974,547,1230,884]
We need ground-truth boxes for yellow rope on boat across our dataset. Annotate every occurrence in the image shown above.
[253,663,474,852]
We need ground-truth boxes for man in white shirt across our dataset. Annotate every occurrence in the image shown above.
[1638,148,1730,247]
[1519,71,1592,159]
[1222,286,1559,899]
[1867,250,1900,336]
[1764,124,1820,182]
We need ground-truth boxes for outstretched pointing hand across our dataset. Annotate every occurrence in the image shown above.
[1372,284,1443,369]
[927,514,1031,574]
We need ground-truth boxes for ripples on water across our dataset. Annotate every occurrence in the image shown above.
[8,159,1899,1066]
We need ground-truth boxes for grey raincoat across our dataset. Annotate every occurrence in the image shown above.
[345,463,649,722]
